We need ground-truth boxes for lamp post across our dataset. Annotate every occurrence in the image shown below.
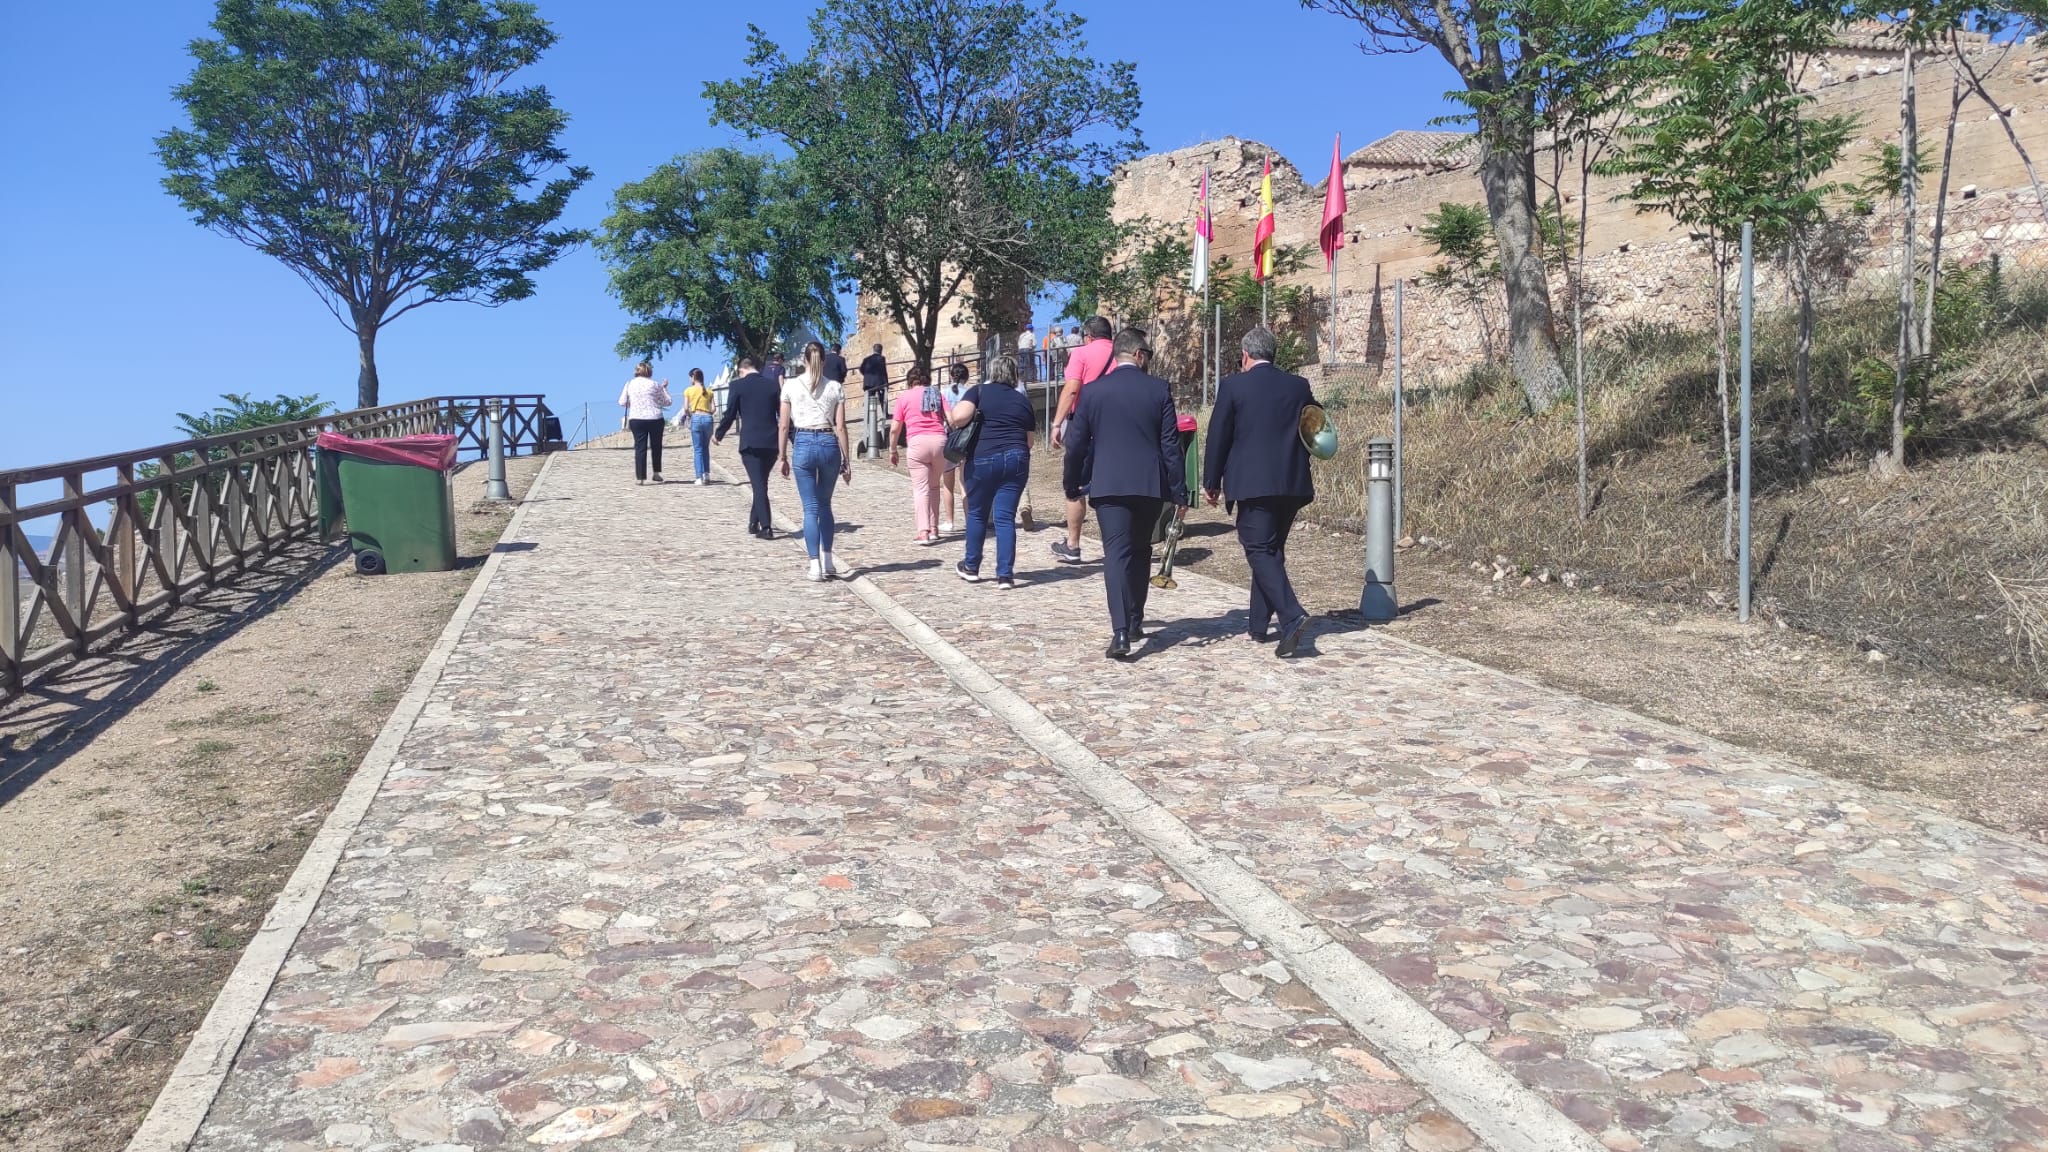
[1359,437,1397,620]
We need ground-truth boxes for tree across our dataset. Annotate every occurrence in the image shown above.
[133,392,334,519]
[158,0,590,409]
[1606,0,1854,544]
[1067,217,1192,329]
[597,149,842,366]
[1516,0,1654,520]
[1419,201,1505,363]
[705,0,1142,373]
[1302,0,1585,412]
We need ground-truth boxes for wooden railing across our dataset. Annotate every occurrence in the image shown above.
[0,394,555,696]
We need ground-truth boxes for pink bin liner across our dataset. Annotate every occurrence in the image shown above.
[316,432,458,472]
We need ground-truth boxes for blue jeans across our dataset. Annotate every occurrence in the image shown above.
[790,431,841,558]
[689,413,713,478]
[962,448,1029,579]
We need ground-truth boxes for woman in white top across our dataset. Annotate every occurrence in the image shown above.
[618,362,672,484]
[778,341,854,581]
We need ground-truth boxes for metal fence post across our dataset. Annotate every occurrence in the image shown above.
[1738,221,1755,623]
[485,398,512,501]
[1393,279,1405,541]
[1359,438,1398,620]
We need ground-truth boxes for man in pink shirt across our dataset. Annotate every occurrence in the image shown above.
[1048,316,1115,563]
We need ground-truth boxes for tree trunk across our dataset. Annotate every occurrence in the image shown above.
[1924,71,1964,359]
[1886,44,1918,476]
[1575,153,1592,523]
[1475,127,1568,412]
[1713,237,1734,560]
[1794,233,1815,472]
[355,323,381,410]
[1952,32,2048,221]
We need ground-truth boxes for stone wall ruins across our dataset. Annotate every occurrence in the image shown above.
[1111,36,2048,386]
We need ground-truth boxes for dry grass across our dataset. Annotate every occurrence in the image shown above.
[1311,279,2048,696]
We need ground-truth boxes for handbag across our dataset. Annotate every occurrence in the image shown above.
[943,407,983,463]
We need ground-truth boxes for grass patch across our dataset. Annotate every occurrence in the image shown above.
[167,706,285,732]
[195,679,218,693]
[1316,270,2048,695]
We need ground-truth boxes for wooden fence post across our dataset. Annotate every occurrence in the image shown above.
[1,480,20,692]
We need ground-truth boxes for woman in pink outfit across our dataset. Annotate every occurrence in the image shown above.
[888,364,952,543]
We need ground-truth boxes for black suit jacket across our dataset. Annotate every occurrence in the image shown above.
[1203,362,1316,504]
[859,354,889,393]
[823,352,848,383]
[1062,363,1188,505]
[716,371,780,453]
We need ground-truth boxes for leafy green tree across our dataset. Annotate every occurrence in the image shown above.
[705,0,1142,373]
[157,0,590,409]
[1606,0,1854,522]
[597,149,842,366]
[134,393,334,519]
[1067,218,1192,329]
[1420,201,1504,363]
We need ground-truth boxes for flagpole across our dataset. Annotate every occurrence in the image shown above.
[1203,278,1212,406]
[1329,255,1338,365]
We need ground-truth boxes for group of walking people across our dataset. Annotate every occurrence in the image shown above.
[616,362,719,485]
[621,321,1320,661]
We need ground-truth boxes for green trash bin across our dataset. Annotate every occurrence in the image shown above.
[315,432,459,575]
[1153,414,1201,545]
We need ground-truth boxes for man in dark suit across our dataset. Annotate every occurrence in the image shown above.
[714,356,781,539]
[1203,326,1317,657]
[823,342,848,384]
[858,343,890,456]
[1062,328,1188,659]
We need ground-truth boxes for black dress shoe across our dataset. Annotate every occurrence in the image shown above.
[1126,620,1146,640]
[1105,631,1132,659]
[1275,613,1311,658]
[1249,630,1272,643]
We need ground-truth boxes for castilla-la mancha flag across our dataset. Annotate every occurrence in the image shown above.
[1253,155,1277,282]
[1321,134,1346,269]
[1192,168,1212,293]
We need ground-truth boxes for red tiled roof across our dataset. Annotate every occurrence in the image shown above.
[1344,130,1476,170]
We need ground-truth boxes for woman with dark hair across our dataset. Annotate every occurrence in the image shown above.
[948,353,1035,589]
[888,363,950,544]
[779,341,853,580]
[618,361,671,484]
[681,367,717,484]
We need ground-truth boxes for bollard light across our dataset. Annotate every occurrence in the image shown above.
[484,398,512,502]
[1358,437,1397,621]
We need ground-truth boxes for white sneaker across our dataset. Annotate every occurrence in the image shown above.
[939,520,955,535]
[822,553,848,579]
[695,476,706,486]
[806,559,824,582]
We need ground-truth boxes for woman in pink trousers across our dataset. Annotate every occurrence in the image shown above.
[889,364,952,544]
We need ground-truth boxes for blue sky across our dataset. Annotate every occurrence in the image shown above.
[0,1,1458,475]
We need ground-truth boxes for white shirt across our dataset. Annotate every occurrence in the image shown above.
[1019,328,1035,350]
[781,372,844,430]
[619,377,670,421]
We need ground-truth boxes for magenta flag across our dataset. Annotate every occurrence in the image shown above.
[1320,134,1346,269]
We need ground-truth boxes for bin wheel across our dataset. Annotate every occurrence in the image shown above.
[356,549,386,576]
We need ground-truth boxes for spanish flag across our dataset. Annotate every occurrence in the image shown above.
[1253,155,1277,282]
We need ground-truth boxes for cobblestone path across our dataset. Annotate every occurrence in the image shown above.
[179,445,2048,1152]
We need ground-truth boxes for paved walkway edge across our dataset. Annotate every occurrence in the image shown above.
[842,570,1605,1152]
[123,453,561,1152]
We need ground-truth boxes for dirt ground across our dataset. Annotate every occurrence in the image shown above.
[0,454,544,1152]
[895,454,2048,843]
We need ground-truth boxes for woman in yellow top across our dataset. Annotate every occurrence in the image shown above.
[682,368,718,484]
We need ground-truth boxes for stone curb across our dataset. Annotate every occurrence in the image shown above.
[723,458,1601,1151]
[122,452,560,1152]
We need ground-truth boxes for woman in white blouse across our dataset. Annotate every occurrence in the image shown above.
[778,341,854,581]
[618,362,672,484]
